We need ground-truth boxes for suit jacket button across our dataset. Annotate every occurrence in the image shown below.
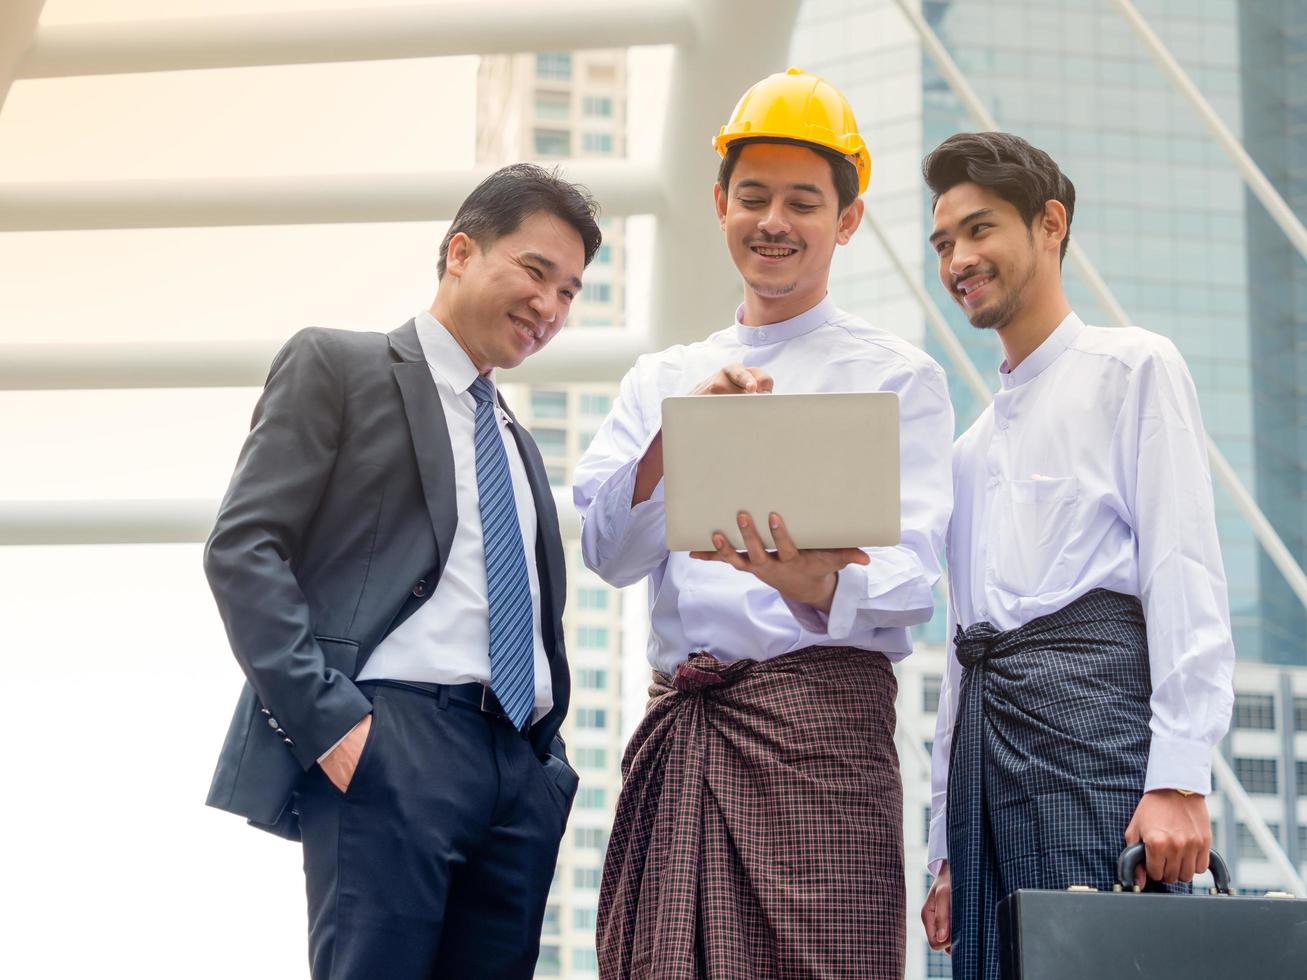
[282,737,295,747]
[412,579,427,597]
[260,707,271,716]
[267,717,279,729]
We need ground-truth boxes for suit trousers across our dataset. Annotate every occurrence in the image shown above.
[293,680,569,979]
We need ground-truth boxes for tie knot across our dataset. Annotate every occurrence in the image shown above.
[468,375,495,406]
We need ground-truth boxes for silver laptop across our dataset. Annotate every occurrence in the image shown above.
[661,391,900,552]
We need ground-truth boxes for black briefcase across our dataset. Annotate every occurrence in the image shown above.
[998,845,1307,978]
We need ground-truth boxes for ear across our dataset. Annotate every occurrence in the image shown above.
[444,231,476,278]
[836,197,865,246]
[713,181,728,230]
[1038,200,1068,258]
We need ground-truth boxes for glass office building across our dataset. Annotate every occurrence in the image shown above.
[794,0,1306,665]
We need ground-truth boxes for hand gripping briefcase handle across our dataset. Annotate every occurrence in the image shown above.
[1115,843,1232,894]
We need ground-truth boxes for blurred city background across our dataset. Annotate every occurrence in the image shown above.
[0,1,1303,977]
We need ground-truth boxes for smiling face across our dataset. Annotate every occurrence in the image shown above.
[714,142,863,325]
[438,209,585,373]
[930,181,1048,331]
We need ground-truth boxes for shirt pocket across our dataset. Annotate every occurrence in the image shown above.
[992,476,1081,599]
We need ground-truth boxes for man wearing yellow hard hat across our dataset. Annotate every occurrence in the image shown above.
[574,69,954,976]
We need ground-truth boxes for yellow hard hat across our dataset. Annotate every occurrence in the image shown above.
[713,67,871,195]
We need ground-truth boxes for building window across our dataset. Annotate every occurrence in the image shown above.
[595,243,612,264]
[578,587,608,610]
[572,947,599,971]
[531,389,568,419]
[1233,693,1276,730]
[533,128,570,156]
[534,427,566,458]
[578,668,608,690]
[576,707,607,729]
[546,464,566,488]
[1294,697,1307,732]
[926,945,953,977]
[1236,822,1281,861]
[578,626,609,648]
[922,674,942,713]
[535,53,571,81]
[1297,760,1307,797]
[580,393,612,416]
[573,907,598,930]
[537,944,561,976]
[576,747,607,770]
[578,786,607,809]
[1233,757,1278,795]
[923,805,932,845]
[541,904,560,935]
[589,282,613,303]
[575,826,609,850]
[583,95,613,117]
[574,866,602,889]
[534,93,569,120]
[582,131,614,154]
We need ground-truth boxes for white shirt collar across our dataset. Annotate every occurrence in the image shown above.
[733,294,838,347]
[999,311,1085,389]
[415,310,493,397]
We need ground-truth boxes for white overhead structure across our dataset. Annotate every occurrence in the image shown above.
[0,0,44,114]
[0,0,797,538]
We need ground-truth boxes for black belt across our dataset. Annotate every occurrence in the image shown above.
[357,678,527,734]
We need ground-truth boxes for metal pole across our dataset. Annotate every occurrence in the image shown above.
[1109,0,1307,266]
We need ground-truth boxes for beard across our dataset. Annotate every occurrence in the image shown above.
[966,257,1037,330]
[744,276,798,298]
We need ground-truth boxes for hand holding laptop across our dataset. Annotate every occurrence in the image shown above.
[690,510,870,613]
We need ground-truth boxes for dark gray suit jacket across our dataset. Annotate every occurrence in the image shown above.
[204,320,571,840]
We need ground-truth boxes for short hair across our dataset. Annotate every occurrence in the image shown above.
[438,163,602,279]
[922,132,1075,262]
[717,137,860,213]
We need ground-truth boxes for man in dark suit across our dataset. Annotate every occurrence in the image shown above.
[204,164,601,979]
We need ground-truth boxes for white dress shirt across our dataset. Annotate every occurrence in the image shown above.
[573,295,954,672]
[926,312,1235,871]
[357,311,553,721]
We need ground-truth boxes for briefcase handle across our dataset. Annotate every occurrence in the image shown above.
[1116,843,1232,894]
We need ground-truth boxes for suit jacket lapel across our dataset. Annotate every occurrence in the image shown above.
[389,320,458,571]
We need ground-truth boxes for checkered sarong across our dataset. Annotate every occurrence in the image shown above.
[596,647,904,980]
[947,590,1186,980]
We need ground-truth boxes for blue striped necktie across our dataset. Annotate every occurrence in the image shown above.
[468,375,535,730]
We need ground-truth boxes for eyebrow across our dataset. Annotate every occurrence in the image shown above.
[735,179,827,196]
[929,208,995,244]
[522,251,583,291]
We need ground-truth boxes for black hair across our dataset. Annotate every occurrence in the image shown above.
[923,131,1075,262]
[717,137,860,213]
[438,163,602,278]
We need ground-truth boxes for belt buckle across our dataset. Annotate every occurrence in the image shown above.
[479,684,509,722]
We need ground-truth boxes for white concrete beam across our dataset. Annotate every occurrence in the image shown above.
[648,0,802,347]
[0,329,649,391]
[0,161,666,232]
[0,0,45,114]
[0,488,580,546]
[17,1,696,79]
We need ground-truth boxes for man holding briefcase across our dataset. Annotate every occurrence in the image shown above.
[918,132,1235,980]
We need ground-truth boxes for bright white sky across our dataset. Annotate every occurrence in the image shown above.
[0,2,668,976]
